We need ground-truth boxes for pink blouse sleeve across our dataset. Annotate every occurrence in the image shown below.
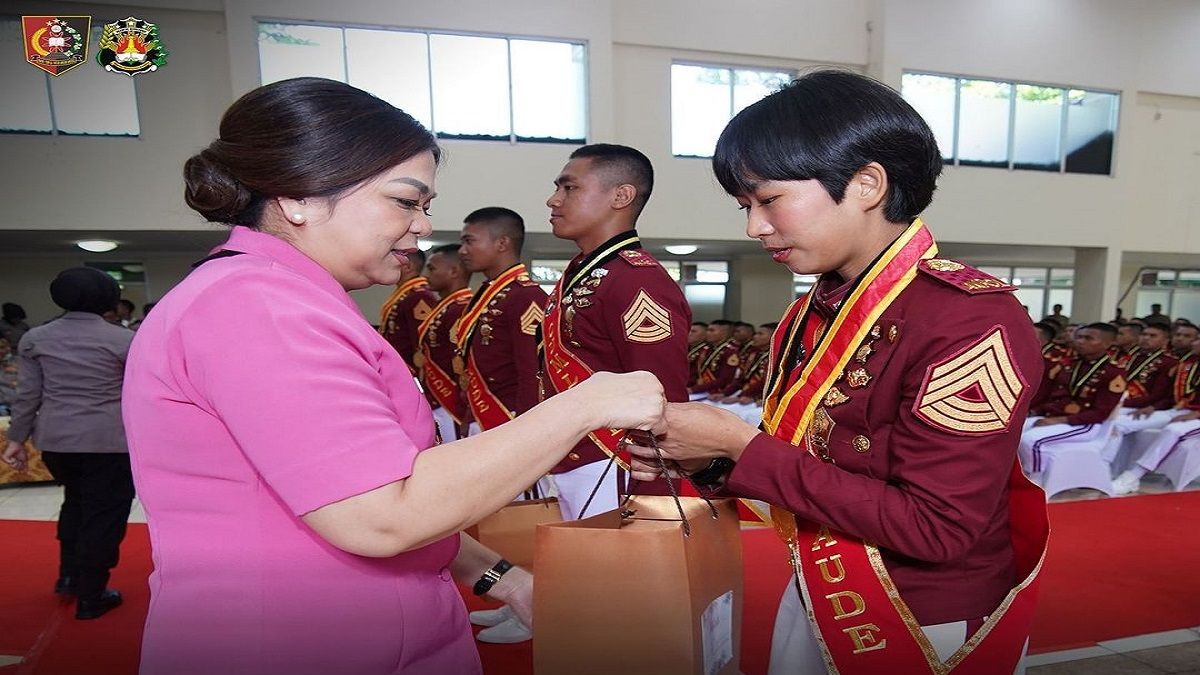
[174,270,424,516]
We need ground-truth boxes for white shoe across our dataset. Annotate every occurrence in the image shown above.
[1112,471,1141,495]
[468,604,512,627]
[476,615,531,643]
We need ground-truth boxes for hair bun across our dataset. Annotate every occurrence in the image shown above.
[183,146,255,224]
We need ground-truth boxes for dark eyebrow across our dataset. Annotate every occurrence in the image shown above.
[553,173,575,186]
[388,177,434,197]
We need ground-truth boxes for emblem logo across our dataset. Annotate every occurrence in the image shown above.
[22,16,91,76]
[96,17,168,76]
[519,303,544,336]
[914,327,1026,435]
[622,290,672,344]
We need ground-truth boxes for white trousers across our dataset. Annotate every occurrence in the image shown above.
[431,405,457,443]
[1135,418,1200,472]
[1018,418,1109,474]
[769,583,1027,674]
[541,459,622,521]
[1100,408,1175,462]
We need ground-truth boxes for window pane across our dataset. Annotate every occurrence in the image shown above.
[1012,85,1063,171]
[978,266,1012,282]
[684,284,726,320]
[1064,90,1117,175]
[1013,288,1044,321]
[345,29,431,129]
[1012,267,1048,287]
[1049,268,1075,287]
[529,260,569,284]
[901,73,956,160]
[671,64,732,158]
[1136,289,1171,318]
[1170,291,1200,324]
[957,79,1011,167]
[50,59,139,135]
[0,20,52,132]
[659,261,681,282]
[1178,271,1200,288]
[794,274,818,297]
[258,23,345,84]
[430,34,509,139]
[511,40,586,142]
[732,69,789,116]
[694,261,729,283]
[1047,289,1073,320]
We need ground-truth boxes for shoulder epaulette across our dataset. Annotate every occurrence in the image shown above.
[917,258,1016,295]
[515,273,539,287]
[617,249,659,267]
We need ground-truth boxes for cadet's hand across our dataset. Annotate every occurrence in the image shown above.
[572,371,666,434]
[3,440,28,472]
[1032,416,1069,427]
[625,402,758,482]
[1132,406,1155,420]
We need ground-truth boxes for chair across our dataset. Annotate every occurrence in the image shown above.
[1033,393,1125,500]
[1157,437,1200,491]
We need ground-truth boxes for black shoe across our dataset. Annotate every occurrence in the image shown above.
[53,576,78,596]
[75,589,122,620]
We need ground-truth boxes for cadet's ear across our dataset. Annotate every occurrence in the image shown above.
[612,184,637,211]
[849,162,888,213]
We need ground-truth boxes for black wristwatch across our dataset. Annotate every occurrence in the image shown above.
[472,558,514,596]
[688,457,736,487]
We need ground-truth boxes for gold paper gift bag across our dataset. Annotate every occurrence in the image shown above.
[533,496,743,675]
[466,498,563,570]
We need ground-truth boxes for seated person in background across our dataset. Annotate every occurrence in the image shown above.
[0,336,16,415]
[688,319,740,398]
[1044,303,1069,326]
[1019,323,1125,477]
[1110,322,1141,368]
[707,322,773,425]
[732,321,756,359]
[0,303,30,348]
[1112,332,1200,494]
[1034,320,1073,373]
[686,321,709,387]
[1170,321,1199,359]
[1094,321,1178,463]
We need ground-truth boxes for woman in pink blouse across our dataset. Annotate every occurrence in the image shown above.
[122,78,664,675]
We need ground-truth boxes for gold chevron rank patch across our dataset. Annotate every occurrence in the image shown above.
[622,290,672,343]
[519,302,544,336]
[913,327,1026,435]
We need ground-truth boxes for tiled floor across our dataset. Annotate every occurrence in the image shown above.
[1,480,1197,671]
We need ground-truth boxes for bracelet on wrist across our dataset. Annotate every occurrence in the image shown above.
[472,558,514,596]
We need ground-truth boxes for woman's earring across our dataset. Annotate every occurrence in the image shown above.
[292,213,306,223]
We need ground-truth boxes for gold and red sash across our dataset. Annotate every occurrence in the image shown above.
[540,233,644,467]
[379,276,429,328]
[450,264,530,430]
[699,338,735,384]
[418,288,472,423]
[1174,355,1200,408]
[759,220,1048,673]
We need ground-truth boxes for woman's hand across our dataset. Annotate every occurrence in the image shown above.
[570,371,666,433]
[488,565,534,628]
[626,402,759,481]
[3,440,27,472]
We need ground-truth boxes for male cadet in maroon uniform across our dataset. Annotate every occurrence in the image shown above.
[417,244,473,442]
[453,207,547,436]
[379,250,438,373]
[732,321,756,360]
[707,322,774,425]
[1094,321,1178,465]
[687,321,710,387]
[689,319,741,398]
[1019,322,1126,475]
[1111,322,1142,368]
[541,143,691,516]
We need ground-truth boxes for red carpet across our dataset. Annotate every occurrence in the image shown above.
[1,492,1197,673]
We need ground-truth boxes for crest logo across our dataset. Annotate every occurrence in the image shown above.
[21,16,91,76]
[96,17,168,76]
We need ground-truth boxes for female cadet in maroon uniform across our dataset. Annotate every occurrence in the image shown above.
[628,70,1048,674]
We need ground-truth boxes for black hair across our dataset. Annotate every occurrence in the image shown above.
[407,249,427,266]
[143,302,156,315]
[49,268,121,315]
[429,243,462,261]
[710,319,734,327]
[712,69,942,223]
[1143,321,1171,334]
[760,322,779,330]
[118,299,136,312]
[1,303,25,322]
[1082,322,1118,336]
[184,77,440,226]
[692,321,709,328]
[1118,322,1142,333]
[464,207,526,254]
[1033,321,1058,342]
[569,143,654,216]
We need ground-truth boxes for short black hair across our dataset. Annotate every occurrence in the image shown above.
[1082,322,1118,336]
[2,303,26,322]
[692,321,709,328]
[1118,323,1142,333]
[119,298,136,312]
[407,249,427,267]
[429,243,463,261]
[569,143,655,217]
[713,69,942,223]
[1143,321,1172,334]
[760,322,779,330]
[710,319,734,327]
[1033,321,1058,342]
[464,206,525,254]
[734,321,755,331]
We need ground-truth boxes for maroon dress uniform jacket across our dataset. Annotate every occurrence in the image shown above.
[721,345,768,398]
[687,342,711,387]
[418,291,470,408]
[1030,357,1126,425]
[542,234,691,474]
[464,270,547,421]
[723,264,1043,625]
[381,281,438,372]
[1122,350,1178,410]
[691,339,741,394]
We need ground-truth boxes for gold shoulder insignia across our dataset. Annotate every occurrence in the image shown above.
[1109,375,1127,393]
[727,354,740,367]
[519,302,544,336]
[621,289,672,344]
[918,259,1016,295]
[413,299,432,321]
[618,249,658,267]
[914,326,1026,435]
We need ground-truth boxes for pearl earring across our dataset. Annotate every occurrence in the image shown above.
[292,213,305,223]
